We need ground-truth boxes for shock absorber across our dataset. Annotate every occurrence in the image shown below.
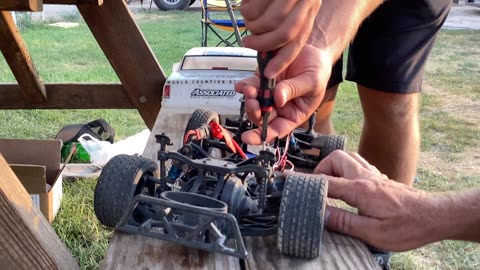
[289,134,304,158]
[156,133,172,191]
[166,144,194,182]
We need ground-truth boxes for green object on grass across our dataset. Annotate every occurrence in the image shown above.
[61,142,90,163]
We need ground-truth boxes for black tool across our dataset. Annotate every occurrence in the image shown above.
[257,51,276,150]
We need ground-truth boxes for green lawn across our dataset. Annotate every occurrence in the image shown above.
[0,9,478,270]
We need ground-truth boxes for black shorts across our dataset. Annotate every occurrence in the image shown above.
[327,0,451,93]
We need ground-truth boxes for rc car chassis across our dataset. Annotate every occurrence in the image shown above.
[94,106,346,259]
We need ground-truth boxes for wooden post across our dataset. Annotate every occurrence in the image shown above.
[0,11,47,103]
[0,0,43,11]
[0,154,79,270]
[77,0,166,129]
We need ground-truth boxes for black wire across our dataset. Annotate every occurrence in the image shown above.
[189,142,213,158]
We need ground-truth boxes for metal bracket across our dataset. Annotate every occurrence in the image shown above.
[116,194,248,259]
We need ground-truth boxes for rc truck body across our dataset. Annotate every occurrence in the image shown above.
[94,104,347,259]
[162,47,257,115]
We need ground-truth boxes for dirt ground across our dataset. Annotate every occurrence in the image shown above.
[419,84,480,177]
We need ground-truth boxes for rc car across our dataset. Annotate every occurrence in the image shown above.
[94,106,346,259]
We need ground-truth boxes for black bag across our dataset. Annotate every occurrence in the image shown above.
[55,119,115,144]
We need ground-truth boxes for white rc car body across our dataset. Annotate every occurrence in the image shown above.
[162,47,257,115]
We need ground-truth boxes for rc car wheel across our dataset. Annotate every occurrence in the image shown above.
[184,108,220,157]
[153,0,190,10]
[277,173,328,259]
[319,134,346,160]
[184,108,220,136]
[94,154,159,228]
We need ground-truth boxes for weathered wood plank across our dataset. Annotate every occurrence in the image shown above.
[0,83,135,109]
[44,0,103,5]
[244,209,381,270]
[0,0,43,11]
[78,0,166,130]
[0,11,46,103]
[101,232,241,270]
[0,154,79,270]
[100,109,239,270]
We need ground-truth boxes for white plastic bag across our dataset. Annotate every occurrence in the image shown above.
[77,134,114,166]
[77,129,151,167]
[110,129,150,156]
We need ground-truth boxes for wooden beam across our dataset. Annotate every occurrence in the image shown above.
[0,11,47,103]
[44,0,103,5]
[0,83,135,109]
[0,0,43,11]
[78,0,166,130]
[0,154,79,270]
[244,225,380,270]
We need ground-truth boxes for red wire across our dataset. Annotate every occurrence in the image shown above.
[183,130,198,145]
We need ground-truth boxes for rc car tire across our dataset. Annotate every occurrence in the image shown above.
[277,173,328,259]
[184,108,220,136]
[319,134,346,160]
[153,0,190,10]
[94,154,159,228]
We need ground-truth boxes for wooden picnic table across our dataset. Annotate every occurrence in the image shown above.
[100,109,380,270]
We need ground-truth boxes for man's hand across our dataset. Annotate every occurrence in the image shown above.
[240,0,322,78]
[235,44,333,145]
[315,150,444,251]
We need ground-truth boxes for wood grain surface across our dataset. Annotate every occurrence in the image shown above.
[0,155,79,270]
[77,0,166,129]
[0,0,43,11]
[0,11,46,103]
[0,83,135,109]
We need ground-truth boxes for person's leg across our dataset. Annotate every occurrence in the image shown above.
[357,86,420,185]
[345,0,451,186]
[307,56,343,134]
[311,85,338,134]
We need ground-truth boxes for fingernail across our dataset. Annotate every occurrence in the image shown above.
[324,208,331,227]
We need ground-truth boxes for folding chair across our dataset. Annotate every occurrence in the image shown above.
[201,0,248,47]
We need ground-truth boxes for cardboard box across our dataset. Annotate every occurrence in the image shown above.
[0,139,64,223]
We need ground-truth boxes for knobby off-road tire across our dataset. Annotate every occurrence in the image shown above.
[184,108,220,136]
[319,134,347,160]
[94,154,159,228]
[277,173,328,259]
[184,108,220,158]
[153,0,190,11]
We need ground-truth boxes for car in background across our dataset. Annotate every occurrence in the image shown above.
[152,0,196,11]
[466,0,480,8]
[162,47,257,115]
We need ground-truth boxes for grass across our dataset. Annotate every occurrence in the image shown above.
[52,179,111,269]
[1,9,479,270]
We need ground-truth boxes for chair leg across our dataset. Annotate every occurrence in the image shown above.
[201,21,207,47]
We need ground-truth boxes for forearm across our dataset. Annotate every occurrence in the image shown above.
[430,188,480,243]
[308,0,383,61]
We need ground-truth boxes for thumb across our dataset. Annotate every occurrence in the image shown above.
[325,205,374,241]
